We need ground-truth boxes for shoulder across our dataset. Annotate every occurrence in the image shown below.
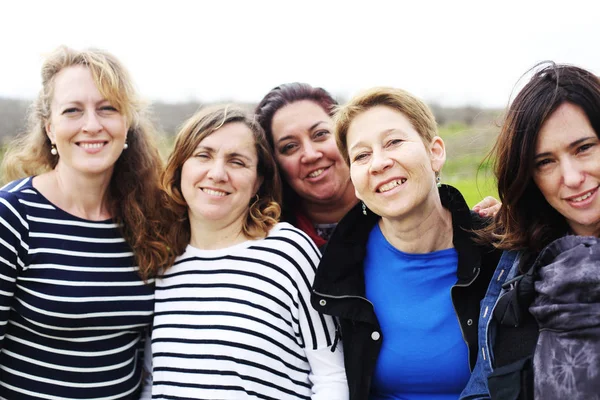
[265,222,320,253]
[0,177,35,218]
[0,177,34,200]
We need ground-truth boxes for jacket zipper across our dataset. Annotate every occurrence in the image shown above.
[451,267,480,370]
[312,290,375,307]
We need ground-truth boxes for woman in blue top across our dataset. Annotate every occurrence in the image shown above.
[312,87,501,400]
[0,46,170,399]
[460,63,600,400]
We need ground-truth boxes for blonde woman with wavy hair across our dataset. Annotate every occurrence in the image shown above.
[142,105,348,399]
[0,46,170,398]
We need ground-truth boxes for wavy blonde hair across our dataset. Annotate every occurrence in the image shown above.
[1,45,171,280]
[161,105,282,259]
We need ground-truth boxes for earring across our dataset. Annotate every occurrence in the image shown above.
[436,175,442,188]
[123,141,129,150]
[50,144,58,156]
[362,202,367,215]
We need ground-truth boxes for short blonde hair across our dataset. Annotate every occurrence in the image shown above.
[161,105,282,258]
[334,86,438,165]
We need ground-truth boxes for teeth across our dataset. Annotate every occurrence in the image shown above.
[202,188,227,197]
[571,191,593,202]
[378,179,406,193]
[308,168,325,178]
[79,142,104,149]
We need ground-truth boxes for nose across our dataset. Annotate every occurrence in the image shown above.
[369,149,393,174]
[561,158,585,187]
[82,111,103,133]
[300,142,322,164]
[207,159,228,182]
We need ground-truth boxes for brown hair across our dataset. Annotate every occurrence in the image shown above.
[481,63,600,252]
[334,86,438,165]
[1,45,171,280]
[161,105,282,258]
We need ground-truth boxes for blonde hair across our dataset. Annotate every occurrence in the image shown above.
[161,104,282,259]
[1,45,171,280]
[334,86,438,165]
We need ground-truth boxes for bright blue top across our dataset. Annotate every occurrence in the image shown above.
[365,223,470,400]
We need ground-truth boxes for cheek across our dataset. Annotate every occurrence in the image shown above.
[350,166,367,194]
[275,155,299,180]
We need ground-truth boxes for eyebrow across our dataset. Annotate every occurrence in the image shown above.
[195,145,253,161]
[276,121,328,145]
[348,128,400,153]
[534,136,596,159]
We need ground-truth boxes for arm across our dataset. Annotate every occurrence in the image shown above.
[0,193,28,349]
[139,329,153,400]
[287,228,349,400]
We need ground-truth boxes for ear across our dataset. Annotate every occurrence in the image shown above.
[254,176,264,196]
[429,136,446,173]
[45,121,55,143]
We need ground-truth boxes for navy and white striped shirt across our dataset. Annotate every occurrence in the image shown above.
[0,177,154,399]
[148,223,339,400]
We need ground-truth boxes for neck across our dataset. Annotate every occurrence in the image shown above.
[379,192,453,254]
[188,214,250,250]
[36,166,113,220]
[303,182,358,224]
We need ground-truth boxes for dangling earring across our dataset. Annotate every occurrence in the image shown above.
[436,175,442,188]
[123,141,129,150]
[50,144,58,156]
[362,202,367,215]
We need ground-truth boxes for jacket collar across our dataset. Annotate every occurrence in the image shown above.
[313,184,483,297]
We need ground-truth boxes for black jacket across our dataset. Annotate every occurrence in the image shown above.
[311,185,500,400]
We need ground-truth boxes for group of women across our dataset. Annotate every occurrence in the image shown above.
[0,45,597,400]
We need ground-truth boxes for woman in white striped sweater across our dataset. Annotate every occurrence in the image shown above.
[141,105,348,399]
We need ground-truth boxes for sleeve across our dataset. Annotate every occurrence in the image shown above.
[459,348,491,400]
[285,227,349,399]
[139,329,153,400]
[0,192,29,349]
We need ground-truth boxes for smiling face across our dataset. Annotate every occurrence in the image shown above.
[45,65,128,179]
[180,122,262,231]
[532,102,600,236]
[346,105,445,220]
[270,100,351,205]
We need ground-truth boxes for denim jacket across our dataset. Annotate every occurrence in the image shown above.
[460,250,522,399]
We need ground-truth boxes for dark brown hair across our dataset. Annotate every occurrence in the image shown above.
[482,63,600,252]
[254,83,338,216]
[161,104,282,260]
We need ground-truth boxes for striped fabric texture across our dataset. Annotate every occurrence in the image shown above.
[0,177,154,399]
[150,223,335,400]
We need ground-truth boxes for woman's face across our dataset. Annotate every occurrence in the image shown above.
[532,102,600,236]
[180,122,262,230]
[346,105,445,221]
[270,100,351,205]
[45,65,128,179]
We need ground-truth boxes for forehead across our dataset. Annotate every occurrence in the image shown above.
[271,100,331,138]
[197,122,257,155]
[51,65,103,103]
[536,103,595,149]
[347,105,420,144]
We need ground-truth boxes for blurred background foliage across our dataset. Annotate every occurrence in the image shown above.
[0,98,500,207]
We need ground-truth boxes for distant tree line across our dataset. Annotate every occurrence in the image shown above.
[0,97,500,142]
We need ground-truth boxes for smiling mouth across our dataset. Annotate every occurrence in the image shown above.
[202,188,228,197]
[307,168,327,178]
[77,142,107,149]
[377,178,407,193]
[567,187,597,203]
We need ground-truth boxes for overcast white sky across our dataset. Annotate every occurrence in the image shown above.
[1,0,599,108]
